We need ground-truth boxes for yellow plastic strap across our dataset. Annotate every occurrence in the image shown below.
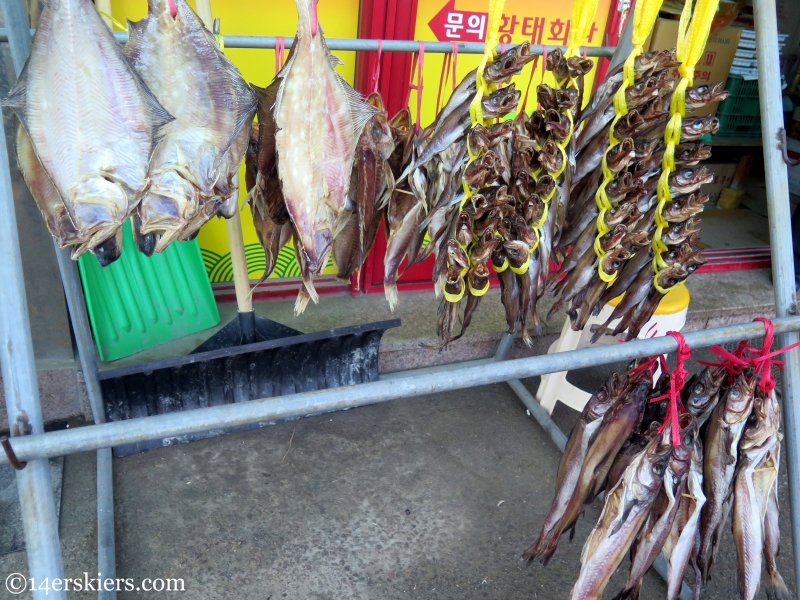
[468,0,506,125]
[651,0,719,291]
[566,0,601,57]
[444,284,466,303]
[630,0,666,48]
[98,11,127,32]
[469,278,491,296]
[216,34,225,49]
[494,258,510,273]
[509,252,532,275]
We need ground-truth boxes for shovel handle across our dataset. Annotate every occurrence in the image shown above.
[195,0,213,28]
[226,192,254,314]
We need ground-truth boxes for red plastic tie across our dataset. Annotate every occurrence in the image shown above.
[650,332,691,447]
[436,49,452,114]
[500,42,506,55]
[311,0,318,36]
[371,40,383,95]
[167,0,177,17]
[275,36,286,75]
[451,42,458,90]
[582,46,588,58]
[405,42,425,133]
[749,317,800,393]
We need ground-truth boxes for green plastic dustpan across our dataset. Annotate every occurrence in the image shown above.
[78,222,220,362]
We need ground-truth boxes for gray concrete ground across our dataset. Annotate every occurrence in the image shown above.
[1,353,795,599]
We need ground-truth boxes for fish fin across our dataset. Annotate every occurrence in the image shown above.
[385,284,399,312]
[3,67,29,125]
[339,77,379,152]
[765,571,793,600]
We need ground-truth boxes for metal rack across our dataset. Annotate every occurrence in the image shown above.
[1,0,799,598]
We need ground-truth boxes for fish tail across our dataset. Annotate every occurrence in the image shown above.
[521,324,533,348]
[385,283,399,312]
[765,571,792,600]
[546,300,563,321]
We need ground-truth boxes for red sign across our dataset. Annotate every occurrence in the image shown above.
[428,0,489,42]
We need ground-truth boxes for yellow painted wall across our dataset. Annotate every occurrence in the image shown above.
[411,0,614,128]
[108,0,360,282]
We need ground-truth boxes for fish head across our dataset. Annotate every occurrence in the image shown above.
[489,120,515,142]
[622,230,650,254]
[467,261,491,290]
[685,367,724,419]
[556,88,579,112]
[544,109,571,143]
[69,173,130,242]
[599,223,628,251]
[607,138,636,169]
[513,108,530,133]
[467,124,492,156]
[485,42,535,84]
[535,175,556,199]
[722,371,758,423]
[445,239,469,270]
[615,110,645,138]
[483,84,520,118]
[566,56,594,79]
[491,244,507,269]
[671,167,714,194]
[666,413,698,481]
[676,142,713,165]
[524,194,544,224]
[683,250,707,274]
[641,97,670,122]
[444,270,465,296]
[455,213,474,246]
[604,200,635,226]
[537,83,558,110]
[634,138,661,160]
[138,169,200,247]
[586,376,621,420]
[627,77,661,108]
[513,171,533,200]
[740,389,780,452]
[600,246,630,274]
[464,151,496,188]
[502,239,530,268]
[637,432,674,492]
[682,116,720,140]
[364,111,394,161]
[537,140,562,173]
[686,82,729,109]
[656,264,687,289]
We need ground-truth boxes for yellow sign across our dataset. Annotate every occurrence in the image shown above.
[109,0,360,282]
[412,0,613,127]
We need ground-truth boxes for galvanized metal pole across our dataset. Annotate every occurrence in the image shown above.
[0,29,617,56]
[55,249,117,600]
[0,3,65,595]
[3,317,800,465]
[1,0,114,595]
[754,0,800,595]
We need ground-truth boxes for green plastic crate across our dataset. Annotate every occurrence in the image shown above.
[714,112,762,138]
[78,222,220,362]
[717,74,761,117]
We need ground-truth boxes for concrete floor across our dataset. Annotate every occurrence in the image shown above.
[1,357,795,599]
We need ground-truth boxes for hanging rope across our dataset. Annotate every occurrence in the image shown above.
[405,42,425,133]
[652,0,720,293]
[592,0,665,284]
[370,40,383,95]
[649,331,691,447]
[275,36,286,75]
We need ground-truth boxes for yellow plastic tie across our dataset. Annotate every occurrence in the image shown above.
[494,257,510,273]
[98,11,127,32]
[652,0,720,291]
[469,278,491,296]
[444,284,466,303]
[566,0,601,57]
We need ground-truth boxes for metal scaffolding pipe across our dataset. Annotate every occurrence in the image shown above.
[2,317,800,466]
[55,249,117,600]
[754,0,800,593]
[0,0,65,593]
[0,29,616,56]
